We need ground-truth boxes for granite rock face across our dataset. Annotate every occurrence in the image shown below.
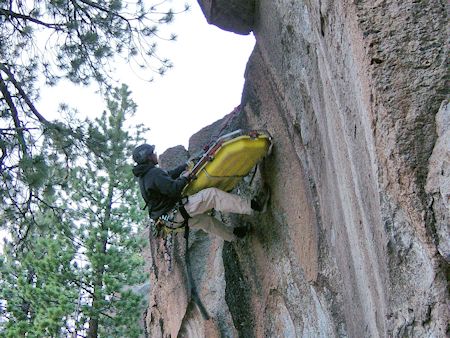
[196,0,255,35]
[426,100,450,261]
[143,1,449,337]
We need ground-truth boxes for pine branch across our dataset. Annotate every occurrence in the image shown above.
[0,8,66,30]
[0,72,27,156]
[0,142,7,167]
[3,181,41,252]
[18,193,37,236]
[34,194,63,213]
[99,311,114,320]
[0,127,39,131]
[0,62,50,125]
[76,0,129,24]
[71,279,95,297]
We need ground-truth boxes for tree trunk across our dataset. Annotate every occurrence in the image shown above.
[87,182,114,338]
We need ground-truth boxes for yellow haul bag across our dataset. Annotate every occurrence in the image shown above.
[182,130,272,196]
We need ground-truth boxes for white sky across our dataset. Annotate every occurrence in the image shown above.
[38,0,255,153]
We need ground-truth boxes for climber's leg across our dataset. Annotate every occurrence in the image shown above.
[188,213,236,242]
[183,187,253,216]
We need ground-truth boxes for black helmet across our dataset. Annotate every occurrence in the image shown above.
[133,144,155,164]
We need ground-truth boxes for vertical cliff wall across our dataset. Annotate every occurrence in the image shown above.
[144,1,449,337]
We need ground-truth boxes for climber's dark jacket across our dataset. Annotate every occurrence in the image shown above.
[132,162,188,220]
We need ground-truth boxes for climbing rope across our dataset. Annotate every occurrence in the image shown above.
[183,223,210,320]
[151,210,210,320]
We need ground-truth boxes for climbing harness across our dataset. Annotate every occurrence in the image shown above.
[154,211,185,235]
[153,208,184,272]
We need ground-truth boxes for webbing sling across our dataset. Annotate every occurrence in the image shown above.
[180,204,210,320]
[178,204,190,222]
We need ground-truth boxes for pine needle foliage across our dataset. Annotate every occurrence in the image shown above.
[0,0,189,241]
[0,213,79,337]
[70,84,148,337]
[1,84,149,337]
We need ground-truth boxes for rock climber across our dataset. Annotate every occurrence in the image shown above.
[132,143,269,241]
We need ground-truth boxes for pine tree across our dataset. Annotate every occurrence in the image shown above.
[0,84,149,337]
[0,211,79,337]
[0,0,188,243]
[68,84,148,337]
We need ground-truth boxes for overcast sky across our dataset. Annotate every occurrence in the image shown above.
[38,0,255,153]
